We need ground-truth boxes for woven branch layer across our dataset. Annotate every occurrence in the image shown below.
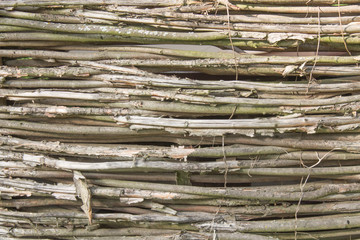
[1,1,360,239]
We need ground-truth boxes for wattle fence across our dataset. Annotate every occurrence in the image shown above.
[1,1,360,239]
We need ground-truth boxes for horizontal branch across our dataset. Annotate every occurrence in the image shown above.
[0,18,230,41]
[9,151,303,172]
[170,200,360,217]
[0,0,183,7]
[0,119,165,136]
[88,73,360,94]
[106,6,360,24]
[91,179,360,201]
[235,3,360,13]
[0,66,101,78]
[115,115,360,130]
[231,213,360,233]
[0,135,293,159]
[9,227,180,238]
[93,56,360,66]
[4,87,360,107]
[0,10,116,25]
[241,166,360,176]
[0,209,218,224]
[231,0,360,4]
[17,98,359,116]
[224,134,360,153]
[0,49,170,61]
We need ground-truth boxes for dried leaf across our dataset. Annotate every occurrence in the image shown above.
[120,197,144,204]
[73,171,92,224]
[267,33,315,44]
[151,202,177,215]
[23,154,43,167]
[52,192,77,201]
[0,226,10,235]
[168,147,195,159]
[239,31,267,39]
[44,106,68,118]
[335,123,359,132]
[255,129,275,136]
[216,0,240,10]
[282,65,297,77]
[278,113,303,119]
[304,126,317,134]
